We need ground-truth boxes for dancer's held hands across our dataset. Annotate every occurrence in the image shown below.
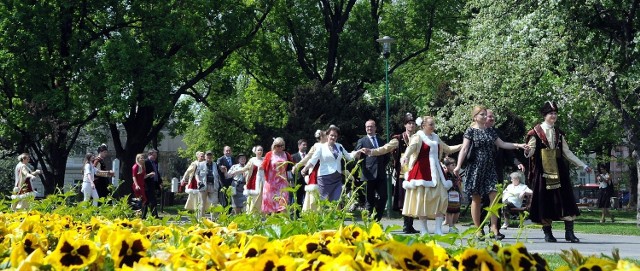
[453,166,461,177]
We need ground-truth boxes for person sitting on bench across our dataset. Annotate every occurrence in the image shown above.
[501,171,532,229]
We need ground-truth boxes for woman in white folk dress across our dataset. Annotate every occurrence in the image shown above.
[401,116,461,235]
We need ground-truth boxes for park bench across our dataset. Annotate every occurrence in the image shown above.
[507,193,533,217]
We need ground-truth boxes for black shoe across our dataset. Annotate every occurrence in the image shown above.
[490,232,505,240]
[544,233,557,242]
[402,216,416,233]
[403,227,420,234]
[564,221,580,243]
[543,225,557,242]
[565,232,580,243]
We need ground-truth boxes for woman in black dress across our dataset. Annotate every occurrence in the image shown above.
[596,165,614,223]
[454,105,528,240]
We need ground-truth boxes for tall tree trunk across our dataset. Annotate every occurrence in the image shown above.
[110,120,155,199]
[32,150,67,195]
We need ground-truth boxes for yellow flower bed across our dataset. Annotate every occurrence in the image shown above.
[1,211,638,270]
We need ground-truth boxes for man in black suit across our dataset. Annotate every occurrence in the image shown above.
[217,146,234,207]
[143,149,162,219]
[291,139,308,213]
[355,119,390,221]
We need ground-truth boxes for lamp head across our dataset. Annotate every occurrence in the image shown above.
[376,36,395,59]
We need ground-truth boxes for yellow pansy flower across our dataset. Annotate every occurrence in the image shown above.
[137,256,167,269]
[200,235,229,269]
[109,230,151,268]
[575,256,616,271]
[9,233,46,267]
[313,229,337,240]
[299,236,330,258]
[243,235,269,258]
[262,239,286,256]
[45,231,98,270]
[354,242,377,269]
[326,239,356,257]
[616,260,640,270]
[15,214,43,235]
[339,225,368,245]
[498,242,549,271]
[15,244,46,270]
[367,223,385,243]
[254,252,299,271]
[317,253,363,271]
[226,257,258,271]
[454,248,503,271]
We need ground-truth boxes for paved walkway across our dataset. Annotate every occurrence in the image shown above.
[377,218,640,258]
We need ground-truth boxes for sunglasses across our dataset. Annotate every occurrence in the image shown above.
[275,145,284,148]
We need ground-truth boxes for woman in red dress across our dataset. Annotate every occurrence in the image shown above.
[132,153,148,206]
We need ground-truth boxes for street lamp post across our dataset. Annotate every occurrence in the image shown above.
[376,35,395,218]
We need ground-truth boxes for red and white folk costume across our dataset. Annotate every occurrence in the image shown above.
[297,142,322,211]
[238,156,265,214]
[401,130,460,235]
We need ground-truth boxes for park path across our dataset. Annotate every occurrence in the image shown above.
[377,218,640,258]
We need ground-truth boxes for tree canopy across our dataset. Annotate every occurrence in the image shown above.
[1,0,638,213]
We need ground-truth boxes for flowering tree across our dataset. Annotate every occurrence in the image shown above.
[436,0,639,223]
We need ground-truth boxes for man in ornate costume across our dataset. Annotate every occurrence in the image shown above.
[525,101,592,243]
[392,113,419,233]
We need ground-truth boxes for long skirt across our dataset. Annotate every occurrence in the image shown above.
[402,184,448,219]
[302,185,320,212]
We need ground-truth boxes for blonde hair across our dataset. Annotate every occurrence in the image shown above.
[135,153,146,174]
[271,137,285,150]
[252,145,263,155]
[420,116,434,128]
[470,105,487,125]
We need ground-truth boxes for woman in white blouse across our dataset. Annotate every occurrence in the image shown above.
[302,125,361,202]
[82,153,100,206]
[12,153,41,210]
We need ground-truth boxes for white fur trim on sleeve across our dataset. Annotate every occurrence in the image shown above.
[11,192,36,199]
[243,185,260,195]
[443,180,453,190]
[304,184,319,192]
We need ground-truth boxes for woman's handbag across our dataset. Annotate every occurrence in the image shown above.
[465,138,474,162]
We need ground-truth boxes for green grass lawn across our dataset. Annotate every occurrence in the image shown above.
[541,253,640,270]
[556,209,639,236]
[455,207,640,236]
